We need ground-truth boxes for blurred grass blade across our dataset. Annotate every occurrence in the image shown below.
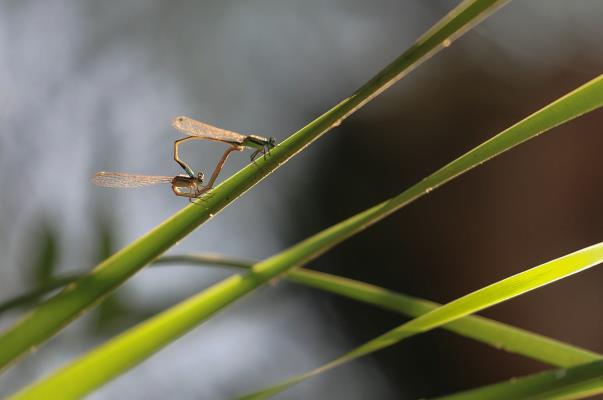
[162,254,601,368]
[27,219,60,286]
[238,243,603,399]
[10,73,603,399]
[434,360,603,400]
[0,0,508,372]
[3,254,598,368]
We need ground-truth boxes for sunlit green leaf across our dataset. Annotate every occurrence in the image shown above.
[238,243,603,399]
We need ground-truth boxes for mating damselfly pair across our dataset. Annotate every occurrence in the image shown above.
[92,116,276,202]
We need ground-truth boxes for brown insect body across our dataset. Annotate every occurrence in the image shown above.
[171,174,205,199]
[92,115,274,203]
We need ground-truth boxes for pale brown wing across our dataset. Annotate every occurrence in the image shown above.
[172,115,247,145]
[92,172,173,188]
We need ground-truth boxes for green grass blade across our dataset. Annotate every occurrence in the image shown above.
[0,256,250,316]
[0,0,508,372]
[0,276,80,315]
[238,243,603,399]
[434,360,603,400]
[4,253,598,369]
[9,72,603,399]
[163,254,601,368]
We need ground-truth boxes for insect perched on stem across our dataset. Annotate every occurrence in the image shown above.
[91,171,207,202]
[92,116,275,202]
[171,115,276,179]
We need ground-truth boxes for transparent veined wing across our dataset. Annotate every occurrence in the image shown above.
[172,115,247,145]
[92,172,173,188]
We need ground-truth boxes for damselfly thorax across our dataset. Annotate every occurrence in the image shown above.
[170,174,205,198]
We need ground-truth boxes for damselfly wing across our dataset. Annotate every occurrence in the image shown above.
[92,172,174,188]
[92,171,206,201]
[171,115,277,180]
[172,116,248,146]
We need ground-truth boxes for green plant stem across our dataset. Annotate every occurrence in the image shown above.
[434,360,603,400]
[0,275,80,315]
[0,256,249,316]
[10,71,603,399]
[0,0,508,372]
[3,254,598,369]
[160,255,601,368]
[238,243,603,399]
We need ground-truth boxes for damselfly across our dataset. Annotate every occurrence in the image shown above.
[92,171,207,202]
[171,115,276,178]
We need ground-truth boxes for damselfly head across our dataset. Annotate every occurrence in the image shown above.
[195,171,205,184]
[171,115,189,130]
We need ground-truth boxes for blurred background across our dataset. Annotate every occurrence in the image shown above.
[1,1,602,398]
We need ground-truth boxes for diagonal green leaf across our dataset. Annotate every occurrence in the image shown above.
[11,72,603,398]
[0,0,508,372]
[0,256,250,316]
[3,254,598,368]
[239,243,603,399]
[434,360,603,400]
[161,255,601,369]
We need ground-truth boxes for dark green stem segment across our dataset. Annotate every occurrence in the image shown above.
[0,0,508,371]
